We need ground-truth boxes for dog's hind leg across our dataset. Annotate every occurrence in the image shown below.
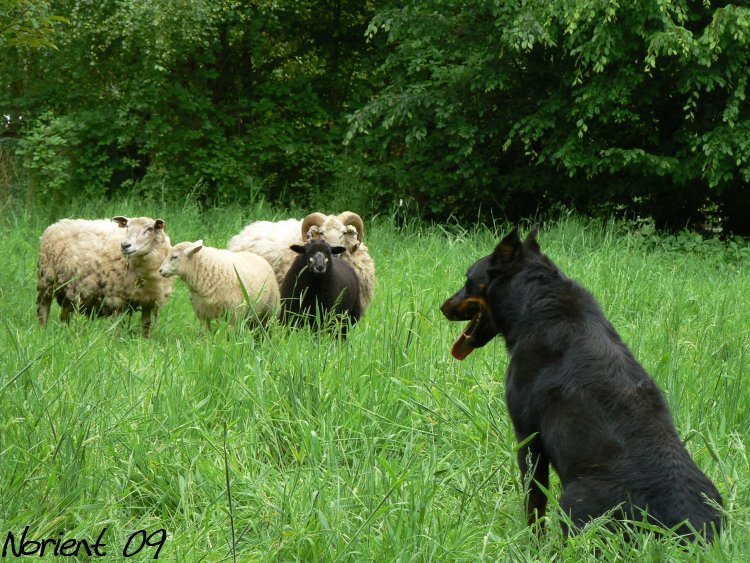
[558,479,628,537]
[518,442,550,531]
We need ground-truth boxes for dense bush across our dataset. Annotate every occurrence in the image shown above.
[2,1,750,232]
[346,1,750,232]
[1,0,379,207]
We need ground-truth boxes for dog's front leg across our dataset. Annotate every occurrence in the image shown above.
[518,441,549,531]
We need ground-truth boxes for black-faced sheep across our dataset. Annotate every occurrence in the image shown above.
[280,239,362,336]
[159,240,280,330]
[36,216,173,337]
[227,211,375,313]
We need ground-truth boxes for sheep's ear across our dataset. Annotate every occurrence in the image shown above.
[154,219,166,231]
[112,216,129,228]
[290,244,305,254]
[187,240,204,256]
[331,246,346,255]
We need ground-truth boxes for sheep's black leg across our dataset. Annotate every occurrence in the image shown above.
[141,304,152,338]
[60,301,74,324]
[37,288,52,326]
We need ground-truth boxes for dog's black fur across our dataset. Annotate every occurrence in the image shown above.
[441,228,722,542]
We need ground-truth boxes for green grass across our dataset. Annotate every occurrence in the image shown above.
[0,199,748,561]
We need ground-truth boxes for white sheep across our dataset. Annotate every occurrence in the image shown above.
[36,216,173,337]
[227,211,376,313]
[159,240,280,330]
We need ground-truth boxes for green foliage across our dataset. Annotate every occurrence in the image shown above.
[14,111,74,201]
[347,0,750,230]
[4,1,750,231]
[0,0,67,49]
[0,0,379,206]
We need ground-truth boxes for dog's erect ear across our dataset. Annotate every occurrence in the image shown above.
[492,228,522,264]
[524,226,540,254]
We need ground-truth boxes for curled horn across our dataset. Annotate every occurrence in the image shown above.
[301,212,327,240]
[337,211,364,242]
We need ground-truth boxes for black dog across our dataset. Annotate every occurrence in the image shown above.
[441,228,722,542]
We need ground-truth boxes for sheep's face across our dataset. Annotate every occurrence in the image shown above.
[307,218,360,253]
[114,216,168,258]
[159,240,203,278]
[291,240,346,276]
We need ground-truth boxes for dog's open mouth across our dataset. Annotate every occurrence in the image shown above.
[451,311,481,360]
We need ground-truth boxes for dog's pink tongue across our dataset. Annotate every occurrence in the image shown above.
[451,334,474,360]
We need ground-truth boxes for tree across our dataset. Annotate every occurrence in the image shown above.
[0,0,66,49]
[1,0,380,206]
[347,1,750,231]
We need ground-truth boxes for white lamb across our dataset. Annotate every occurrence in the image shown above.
[227,211,376,313]
[159,240,280,330]
[37,216,173,337]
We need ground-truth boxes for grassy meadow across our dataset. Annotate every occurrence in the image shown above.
[0,198,748,561]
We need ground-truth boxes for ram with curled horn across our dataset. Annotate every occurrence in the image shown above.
[302,211,364,252]
[228,210,376,313]
[337,211,364,250]
[301,212,327,240]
